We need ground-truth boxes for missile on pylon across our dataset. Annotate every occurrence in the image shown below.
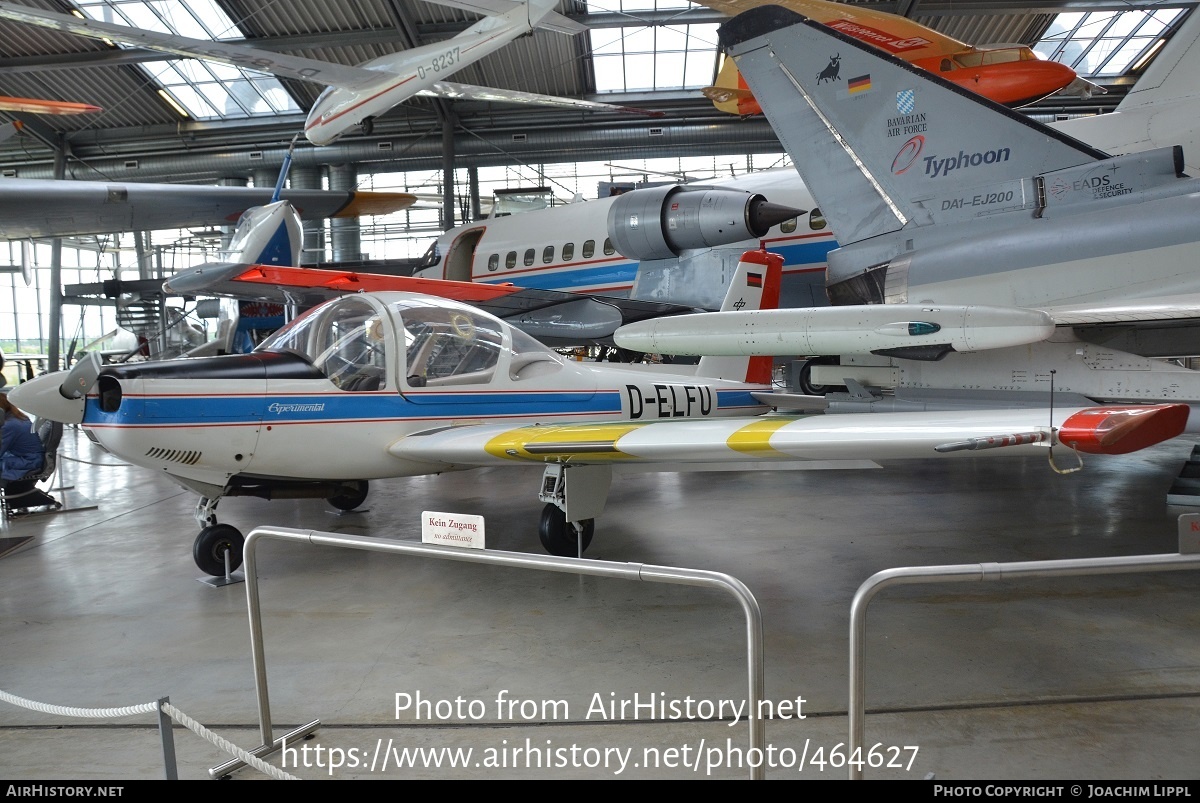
[614,304,1056,360]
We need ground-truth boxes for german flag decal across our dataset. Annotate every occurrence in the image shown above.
[746,272,763,288]
[848,74,872,94]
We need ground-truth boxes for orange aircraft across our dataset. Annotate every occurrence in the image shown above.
[0,96,101,115]
[0,96,101,142]
[699,0,1093,114]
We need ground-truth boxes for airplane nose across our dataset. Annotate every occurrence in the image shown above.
[1009,59,1079,105]
[8,370,85,424]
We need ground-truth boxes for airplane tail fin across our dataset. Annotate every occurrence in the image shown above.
[1117,9,1200,111]
[703,56,761,115]
[0,120,21,146]
[718,7,1108,247]
[696,250,782,384]
[222,201,303,267]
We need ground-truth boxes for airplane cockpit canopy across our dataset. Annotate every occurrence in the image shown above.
[256,293,563,389]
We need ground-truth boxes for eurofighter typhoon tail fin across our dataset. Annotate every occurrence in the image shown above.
[718,7,1109,246]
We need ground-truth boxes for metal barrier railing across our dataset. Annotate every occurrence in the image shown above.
[848,549,1200,779]
[221,526,766,779]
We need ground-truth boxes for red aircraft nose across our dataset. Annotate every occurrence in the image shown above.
[954,58,1079,108]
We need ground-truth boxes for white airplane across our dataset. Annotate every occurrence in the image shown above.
[0,0,655,146]
[160,3,1200,319]
[404,5,1200,307]
[612,5,1200,420]
[11,253,1187,574]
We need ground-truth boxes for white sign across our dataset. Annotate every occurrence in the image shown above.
[421,510,485,549]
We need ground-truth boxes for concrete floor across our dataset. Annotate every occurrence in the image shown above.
[2,427,1200,780]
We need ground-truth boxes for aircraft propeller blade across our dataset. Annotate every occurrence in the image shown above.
[59,352,102,401]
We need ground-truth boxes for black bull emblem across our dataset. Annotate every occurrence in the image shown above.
[817,54,841,83]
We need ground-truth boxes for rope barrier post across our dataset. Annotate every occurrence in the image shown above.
[157,696,178,780]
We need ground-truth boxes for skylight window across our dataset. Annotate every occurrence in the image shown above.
[1033,7,1188,77]
[588,2,719,93]
[76,0,300,120]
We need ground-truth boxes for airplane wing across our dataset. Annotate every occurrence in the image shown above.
[426,0,589,35]
[0,179,416,240]
[163,263,694,345]
[389,404,1190,468]
[0,96,101,115]
[420,82,663,117]
[699,0,969,60]
[0,1,380,90]
[1042,295,1200,326]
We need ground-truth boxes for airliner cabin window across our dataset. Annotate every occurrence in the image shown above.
[582,240,595,258]
[488,254,499,272]
[780,218,797,233]
[603,238,616,255]
[563,243,575,261]
[809,208,827,230]
[505,251,517,269]
[543,245,554,263]
[524,248,535,267]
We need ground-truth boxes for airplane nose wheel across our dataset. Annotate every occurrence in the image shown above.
[328,480,369,511]
[538,504,594,557]
[194,524,244,576]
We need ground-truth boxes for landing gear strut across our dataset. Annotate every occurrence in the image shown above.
[535,464,610,557]
[192,496,242,576]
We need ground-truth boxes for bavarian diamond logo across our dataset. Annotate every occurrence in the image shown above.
[896,89,915,115]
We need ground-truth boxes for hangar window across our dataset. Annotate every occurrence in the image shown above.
[590,4,720,93]
[563,243,575,261]
[583,240,596,258]
[1033,7,1188,77]
[505,251,517,269]
[76,1,301,120]
[543,246,555,263]
[488,254,499,272]
[524,248,536,266]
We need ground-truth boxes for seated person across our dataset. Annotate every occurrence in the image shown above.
[0,394,46,506]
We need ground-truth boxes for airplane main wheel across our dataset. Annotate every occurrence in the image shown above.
[194,524,244,576]
[798,356,844,396]
[538,504,594,557]
[328,480,369,511]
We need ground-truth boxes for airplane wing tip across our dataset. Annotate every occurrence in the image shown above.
[718,5,808,50]
[334,192,419,217]
[1061,403,1190,455]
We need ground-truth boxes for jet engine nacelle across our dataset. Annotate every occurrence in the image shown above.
[606,185,802,260]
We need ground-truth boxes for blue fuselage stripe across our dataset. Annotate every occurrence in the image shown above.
[86,386,763,427]
[473,238,840,291]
